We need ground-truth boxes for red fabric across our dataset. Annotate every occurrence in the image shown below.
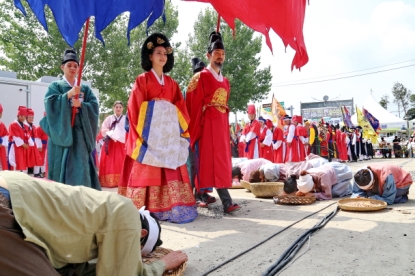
[369,164,412,195]
[242,120,261,159]
[259,126,273,161]
[187,0,309,70]
[272,127,284,163]
[8,121,29,170]
[295,125,307,161]
[17,106,27,116]
[186,69,232,189]
[284,124,299,162]
[26,124,43,168]
[35,125,48,166]
[99,139,126,187]
[340,132,348,161]
[0,122,8,170]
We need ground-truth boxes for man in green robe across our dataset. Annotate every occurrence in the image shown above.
[40,48,100,190]
[0,171,188,275]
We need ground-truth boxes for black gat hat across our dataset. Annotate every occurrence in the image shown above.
[208,31,225,53]
[62,48,79,65]
[191,57,206,74]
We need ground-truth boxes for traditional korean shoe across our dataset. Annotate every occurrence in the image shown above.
[203,193,217,204]
[197,200,208,208]
[33,173,44,178]
[224,203,241,214]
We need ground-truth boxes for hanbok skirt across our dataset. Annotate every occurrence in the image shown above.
[99,139,125,187]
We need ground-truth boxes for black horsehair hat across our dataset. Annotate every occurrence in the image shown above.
[208,31,225,53]
[191,57,206,74]
[141,33,174,73]
[62,48,79,65]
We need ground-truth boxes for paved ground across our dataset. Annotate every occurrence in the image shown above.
[104,157,415,276]
[101,158,415,276]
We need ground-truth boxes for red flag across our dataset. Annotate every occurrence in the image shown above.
[186,0,309,70]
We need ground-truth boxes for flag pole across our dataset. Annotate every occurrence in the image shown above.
[71,18,90,127]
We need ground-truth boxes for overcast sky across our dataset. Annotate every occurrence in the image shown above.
[171,0,415,121]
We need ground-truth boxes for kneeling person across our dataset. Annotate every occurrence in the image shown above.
[351,164,412,205]
[0,171,187,276]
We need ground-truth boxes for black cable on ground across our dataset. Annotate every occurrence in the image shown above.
[200,202,337,276]
[262,206,340,276]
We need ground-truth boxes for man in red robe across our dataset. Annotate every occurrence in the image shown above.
[25,108,43,177]
[240,104,261,159]
[0,104,9,171]
[283,115,300,162]
[272,119,284,163]
[258,116,273,161]
[186,31,241,213]
[292,115,307,161]
[8,106,30,171]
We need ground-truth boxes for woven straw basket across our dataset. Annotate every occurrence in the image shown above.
[338,198,387,212]
[240,180,251,191]
[273,195,316,205]
[142,247,186,276]
[250,182,284,198]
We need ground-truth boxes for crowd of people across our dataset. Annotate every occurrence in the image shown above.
[233,114,376,163]
[0,30,413,275]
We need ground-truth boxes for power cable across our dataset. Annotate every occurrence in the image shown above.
[200,202,337,276]
[273,58,415,85]
[271,63,415,87]
[262,206,340,276]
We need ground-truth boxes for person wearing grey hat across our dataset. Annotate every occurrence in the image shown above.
[185,31,241,214]
[40,48,100,190]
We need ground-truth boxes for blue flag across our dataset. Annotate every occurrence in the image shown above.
[363,108,380,130]
[14,0,165,46]
[341,106,354,129]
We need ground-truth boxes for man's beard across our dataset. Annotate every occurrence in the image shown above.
[213,61,223,70]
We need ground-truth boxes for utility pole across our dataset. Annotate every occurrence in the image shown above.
[286,105,294,117]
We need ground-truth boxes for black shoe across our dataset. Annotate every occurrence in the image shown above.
[33,173,44,178]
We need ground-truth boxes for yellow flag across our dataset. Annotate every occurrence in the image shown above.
[272,95,287,129]
[356,105,378,144]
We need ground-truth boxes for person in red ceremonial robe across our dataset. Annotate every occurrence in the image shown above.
[99,101,127,188]
[25,109,43,177]
[318,119,329,160]
[186,31,241,214]
[119,33,197,223]
[292,115,308,161]
[8,106,30,172]
[272,119,284,163]
[258,116,273,161]
[237,128,245,158]
[0,104,9,171]
[339,126,349,162]
[34,112,48,177]
[240,104,261,159]
[283,115,300,162]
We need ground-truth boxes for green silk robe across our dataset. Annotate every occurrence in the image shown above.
[40,80,100,190]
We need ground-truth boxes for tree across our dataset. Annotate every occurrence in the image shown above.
[379,94,389,110]
[404,108,415,120]
[0,1,179,111]
[391,82,412,118]
[185,8,272,112]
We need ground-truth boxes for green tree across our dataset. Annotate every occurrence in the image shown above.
[379,94,389,110]
[391,82,412,118]
[185,8,272,112]
[0,1,179,111]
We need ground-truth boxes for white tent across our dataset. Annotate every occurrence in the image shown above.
[351,94,407,132]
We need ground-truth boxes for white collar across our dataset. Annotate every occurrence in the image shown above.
[207,65,223,82]
[63,75,77,87]
[151,68,164,85]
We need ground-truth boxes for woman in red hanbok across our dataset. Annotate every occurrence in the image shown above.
[34,112,48,177]
[98,101,127,187]
[118,33,197,223]
[8,106,30,171]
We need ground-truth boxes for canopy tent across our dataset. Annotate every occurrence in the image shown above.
[351,94,407,133]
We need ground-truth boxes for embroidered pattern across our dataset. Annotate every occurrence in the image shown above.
[211,88,228,113]
[186,73,201,93]
[156,37,165,44]
[147,41,154,50]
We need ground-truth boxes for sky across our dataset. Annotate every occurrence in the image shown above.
[170,0,415,121]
